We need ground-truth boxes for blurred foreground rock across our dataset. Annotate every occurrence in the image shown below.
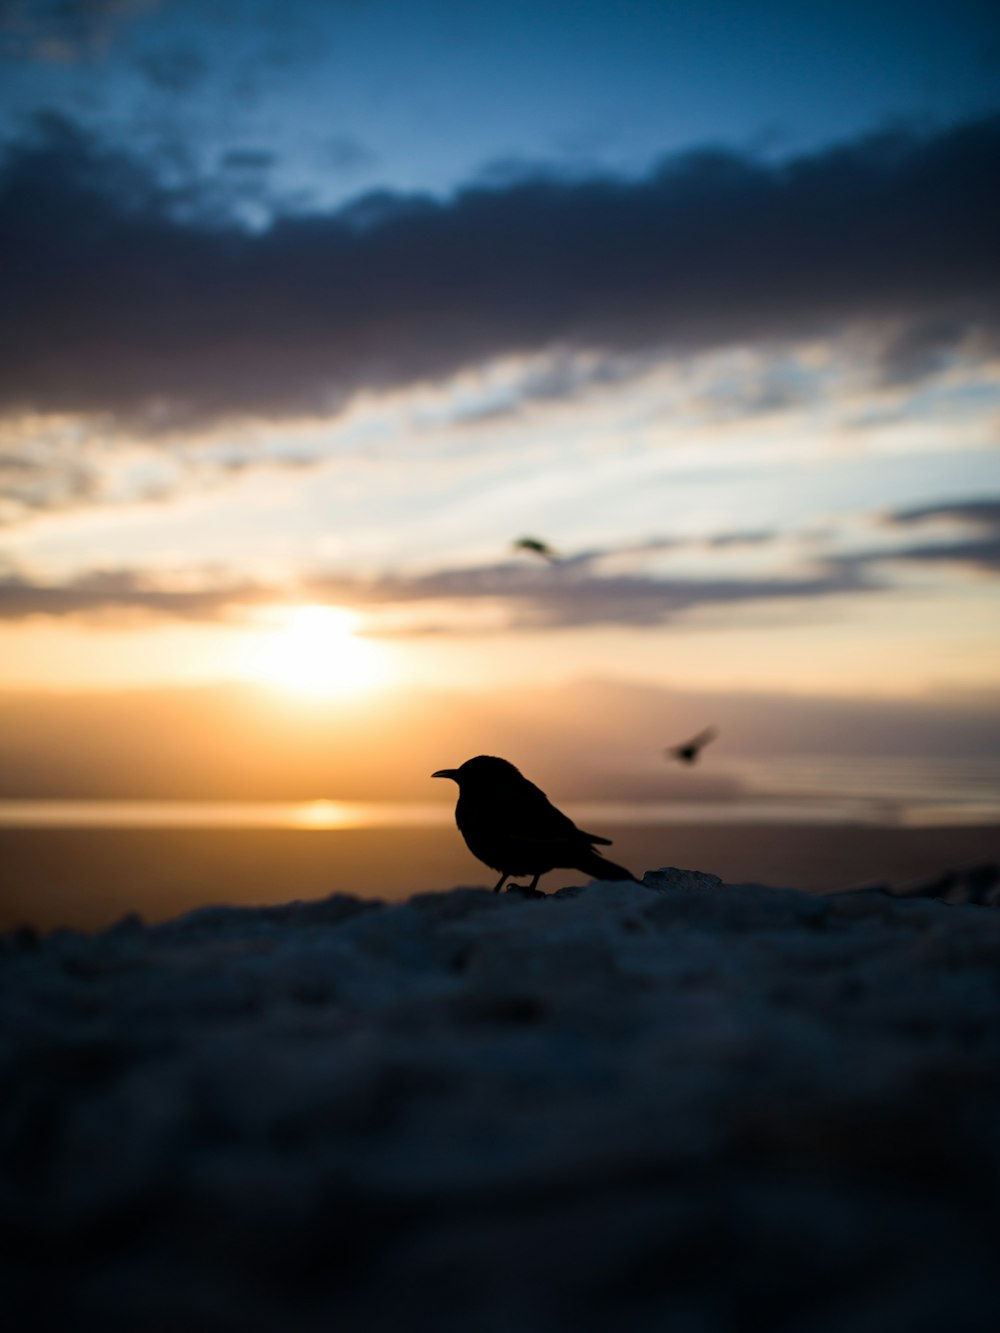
[3,868,1000,1332]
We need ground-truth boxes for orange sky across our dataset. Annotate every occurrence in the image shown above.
[2,8,999,788]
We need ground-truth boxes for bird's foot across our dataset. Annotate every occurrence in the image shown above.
[506,882,546,899]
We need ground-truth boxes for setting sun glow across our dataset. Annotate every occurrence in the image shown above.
[247,605,386,698]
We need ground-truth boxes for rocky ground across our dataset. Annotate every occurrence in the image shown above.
[3,868,1000,1332]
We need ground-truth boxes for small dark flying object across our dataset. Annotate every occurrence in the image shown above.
[667,727,718,764]
[513,536,558,562]
[432,754,639,893]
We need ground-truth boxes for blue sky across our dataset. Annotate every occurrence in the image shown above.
[3,0,998,210]
[0,0,998,721]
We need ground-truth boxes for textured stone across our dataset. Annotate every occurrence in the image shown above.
[3,869,1000,1333]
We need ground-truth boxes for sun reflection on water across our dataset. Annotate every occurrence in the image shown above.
[292,799,353,829]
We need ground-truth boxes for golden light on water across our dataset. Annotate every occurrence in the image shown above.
[293,799,353,829]
[244,605,388,698]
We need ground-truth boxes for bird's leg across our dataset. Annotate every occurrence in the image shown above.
[526,873,541,892]
[492,873,509,894]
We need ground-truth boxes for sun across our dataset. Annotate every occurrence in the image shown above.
[246,604,387,698]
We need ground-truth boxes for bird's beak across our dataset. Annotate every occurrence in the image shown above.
[431,768,459,780]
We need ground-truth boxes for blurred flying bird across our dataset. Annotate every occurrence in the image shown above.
[432,755,639,893]
[513,536,558,563]
[666,727,718,764]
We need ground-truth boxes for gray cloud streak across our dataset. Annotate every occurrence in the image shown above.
[4,500,1000,626]
[0,568,265,620]
[880,498,1000,571]
[0,550,872,628]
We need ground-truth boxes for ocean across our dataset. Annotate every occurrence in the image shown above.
[2,755,997,933]
[2,754,998,830]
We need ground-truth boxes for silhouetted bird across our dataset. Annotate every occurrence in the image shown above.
[432,755,639,893]
[513,536,558,563]
[666,726,718,764]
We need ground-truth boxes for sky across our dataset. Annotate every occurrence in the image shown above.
[1,0,999,796]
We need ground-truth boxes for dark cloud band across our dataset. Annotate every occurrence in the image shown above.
[2,112,999,425]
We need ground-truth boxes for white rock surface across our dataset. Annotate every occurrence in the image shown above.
[2,869,1000,1332]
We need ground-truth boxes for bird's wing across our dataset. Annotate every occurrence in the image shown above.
[577,829,612,846]
[672,726,716,751]
[506,779,586,838]
[504,787,614,853]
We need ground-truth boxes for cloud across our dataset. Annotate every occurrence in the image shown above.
[0,446,102,522]
[878,318,971,385]
[703,531,776,549]
[321,135,377,175]
[888,499,1000,528]
[10,496,1000,627]
[1,112,998,426]
[0,0,158,61]
[136,41,207,92]
[220,147,275,174]
[334,561,873,631]
[0,566,265,620]
[0,426,325,528]
[0,541,872,629]
[419,348,644,426]
[881,498,1000,571]
[4,500,1000,628]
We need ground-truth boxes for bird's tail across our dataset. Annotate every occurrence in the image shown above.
[576,848,642,884]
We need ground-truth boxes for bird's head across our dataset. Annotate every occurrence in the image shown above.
[432,755,523,789]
